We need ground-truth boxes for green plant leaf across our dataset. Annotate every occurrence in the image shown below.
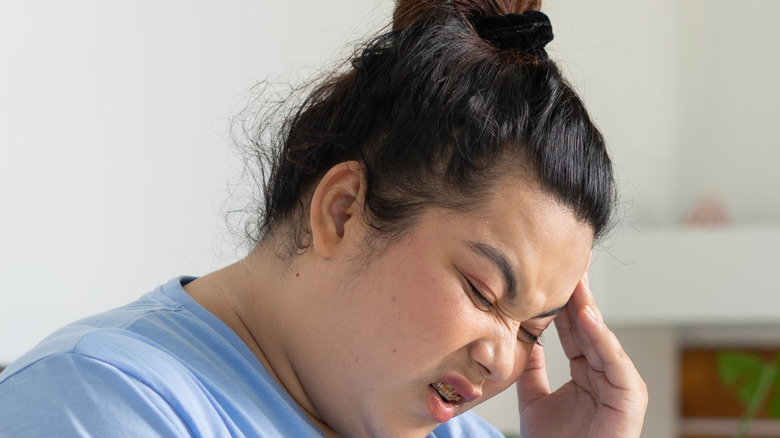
[774,353,780,381]
[718,351,764,384]
[767,387,780,418]
[738,378,762,406]
[717,351,765,405]
[767,354,780,418]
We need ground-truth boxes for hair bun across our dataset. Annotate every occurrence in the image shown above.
[471,10,553,56]
[392,0,542,32]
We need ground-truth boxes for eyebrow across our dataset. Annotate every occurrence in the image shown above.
[466,241,568,320]
[532,304,567,320]
[467,242,517,301]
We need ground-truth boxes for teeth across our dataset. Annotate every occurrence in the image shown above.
[432,381,462,402]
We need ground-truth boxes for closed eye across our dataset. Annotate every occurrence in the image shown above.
[465,278,492,311]
[520,328,544,347]
[461,270,544,347]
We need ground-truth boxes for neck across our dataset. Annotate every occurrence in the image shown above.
[183,245,342,437]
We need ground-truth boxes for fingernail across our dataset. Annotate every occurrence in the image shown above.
[584,305,597,321]
[583,271,590,288]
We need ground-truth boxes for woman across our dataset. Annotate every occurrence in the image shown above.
[0,0,647,436]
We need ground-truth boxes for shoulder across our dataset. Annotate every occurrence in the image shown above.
[0,346,199,436]
[0,279,188,379]
[430,411,505,438]
[0,320,225,435]
[0,327,317,437]
[0,279,220,436]
[0,278,324,437]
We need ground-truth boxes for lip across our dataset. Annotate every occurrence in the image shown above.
[426,374,481,423]
[435,374,482,404]
[427,385,456,423]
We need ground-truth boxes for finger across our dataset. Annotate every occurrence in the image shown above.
[558,270,608,356]
[574,304,644,394]
[569,271,597,316]
[554,305,579,360]
[561,271,648,419]
[555,275,592,360]
[516,344,551,408]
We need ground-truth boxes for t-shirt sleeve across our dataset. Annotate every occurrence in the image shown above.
[0,353,194,437]
[430,410,507,438]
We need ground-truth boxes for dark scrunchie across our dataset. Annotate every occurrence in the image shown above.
[471,10,554,59]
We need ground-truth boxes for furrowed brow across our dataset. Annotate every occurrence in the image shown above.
[467,242,517,301]
[466,242,568,320]
[531,304,567,320]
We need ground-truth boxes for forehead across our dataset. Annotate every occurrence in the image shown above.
[445,178,593,309]
[449,175,592,247]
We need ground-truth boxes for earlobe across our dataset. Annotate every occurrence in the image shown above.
[309,161,366,260]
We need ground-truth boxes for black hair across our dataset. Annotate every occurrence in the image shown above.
[245,0,615,251]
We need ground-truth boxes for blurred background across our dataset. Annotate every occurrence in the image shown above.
[2,1,779,436]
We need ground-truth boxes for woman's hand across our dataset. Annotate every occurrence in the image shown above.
[515,272,648,437]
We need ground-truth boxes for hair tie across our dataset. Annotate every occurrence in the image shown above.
[471,10,553,58]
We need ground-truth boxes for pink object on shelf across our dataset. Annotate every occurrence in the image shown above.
[685,196,730,227]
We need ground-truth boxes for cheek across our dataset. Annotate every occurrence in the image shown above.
[357,243,481,363]
[393,273,469,338]
[375,272,475,360]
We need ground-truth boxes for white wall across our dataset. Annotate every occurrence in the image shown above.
[548,0,780,228]
[546,0,687,227]
[0,0,390,364]
[676,0,780,223]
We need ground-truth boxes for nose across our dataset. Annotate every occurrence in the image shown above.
[468,323,517,381]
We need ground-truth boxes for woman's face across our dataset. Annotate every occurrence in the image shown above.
[289,177,594,437]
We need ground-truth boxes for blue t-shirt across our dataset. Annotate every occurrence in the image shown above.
[0,277,504,437]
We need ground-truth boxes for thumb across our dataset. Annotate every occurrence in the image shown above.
[516,345,551,409]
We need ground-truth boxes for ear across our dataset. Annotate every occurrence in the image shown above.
[309,161,366,260]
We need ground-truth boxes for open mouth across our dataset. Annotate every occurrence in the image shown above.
[431,381,462,403]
